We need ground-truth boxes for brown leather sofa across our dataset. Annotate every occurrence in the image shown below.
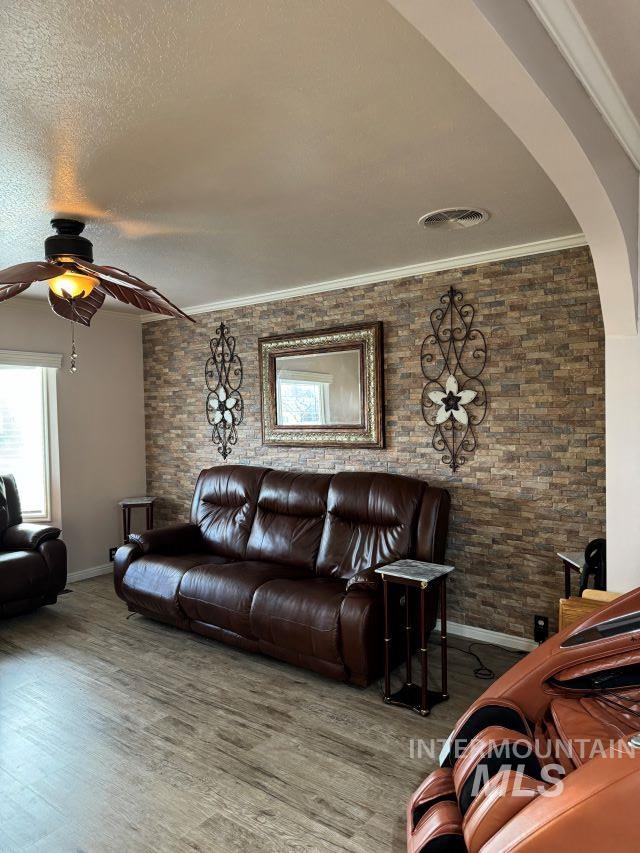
[407,587,640,852]
[114,465,450,685]
[0,473,67,617]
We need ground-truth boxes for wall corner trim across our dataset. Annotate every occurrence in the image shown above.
[140,233,587,322]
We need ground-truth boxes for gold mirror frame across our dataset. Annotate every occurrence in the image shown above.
[259,322,384,448]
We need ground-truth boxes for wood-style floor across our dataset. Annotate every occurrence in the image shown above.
[0,575,515,853]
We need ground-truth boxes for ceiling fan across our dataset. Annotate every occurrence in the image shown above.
[0,218,194,372]
[0,218,195,326]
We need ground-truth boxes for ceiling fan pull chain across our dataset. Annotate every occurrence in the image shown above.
[69,309,78,375]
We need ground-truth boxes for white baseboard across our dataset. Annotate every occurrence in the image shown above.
[67,563,113,583]
[436,618,536,652]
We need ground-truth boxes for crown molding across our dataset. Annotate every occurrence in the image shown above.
[529,0,640,171]
[141,233,587,323]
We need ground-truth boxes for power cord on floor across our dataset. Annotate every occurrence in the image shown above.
[448,640,527,681]
[448,643,495,680]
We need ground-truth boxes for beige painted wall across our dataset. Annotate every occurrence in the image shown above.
[0,299,146,575]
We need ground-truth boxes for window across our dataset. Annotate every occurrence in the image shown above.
[277,377,329,424]
[0,363,55,520]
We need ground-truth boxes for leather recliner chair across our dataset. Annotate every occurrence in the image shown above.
[407,587,640,851]
[114,465,451,686]
[0,474,67,617]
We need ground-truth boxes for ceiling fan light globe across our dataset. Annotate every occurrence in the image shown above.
[48,270,99,300]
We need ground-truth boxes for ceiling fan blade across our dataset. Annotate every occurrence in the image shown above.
[48,288,106,327]
[95,266,195,322]
[96,278,195,322]
[65,261,193,321]
[0,281,32,303]
[131,284,196,322]
[0,261,65,285]
[73,260,153,290]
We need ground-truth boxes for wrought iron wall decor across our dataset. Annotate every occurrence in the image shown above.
[421,286,487,472]
[206,322,244,459]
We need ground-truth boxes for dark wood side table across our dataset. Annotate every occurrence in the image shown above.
[119,497,155,543]
[376,559,454,717]
[557,551,583,598]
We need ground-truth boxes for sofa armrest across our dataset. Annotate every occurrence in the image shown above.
[416,486,451,563]
[340,589,384,685]
[39,538,67,595]
[1,522,60,551]
[127,522,204,555]
[346,562,385,593]
[113,541,142,600]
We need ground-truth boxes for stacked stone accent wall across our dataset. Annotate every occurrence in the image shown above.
[142,246,604,639]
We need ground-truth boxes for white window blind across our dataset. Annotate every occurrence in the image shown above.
[0,362,55,518]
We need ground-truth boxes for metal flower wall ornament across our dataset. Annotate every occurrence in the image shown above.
[206,323,244,459]
[208,386,238,426]
[421,286,488,472]
[428,374,477,426]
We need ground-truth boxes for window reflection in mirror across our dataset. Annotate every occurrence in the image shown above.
[275,349,362,426]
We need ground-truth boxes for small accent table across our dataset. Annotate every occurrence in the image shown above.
[557,550,583,598]
[119,496,155,543]
[376,559,454,716]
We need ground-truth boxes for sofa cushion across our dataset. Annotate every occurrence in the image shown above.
[190,465,269,559]
[250,577,347,664]
[0,550,51,602]
[121,553,223,622]
[178,561,309,637]
[245,470,331,570]
[316,471,425,579]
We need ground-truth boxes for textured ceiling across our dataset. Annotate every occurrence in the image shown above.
[572,0,640,125]
[0,0,578,310]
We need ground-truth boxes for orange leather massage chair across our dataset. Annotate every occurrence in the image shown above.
[407,588,640,852]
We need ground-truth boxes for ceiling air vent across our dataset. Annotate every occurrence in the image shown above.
[418,207,489,231]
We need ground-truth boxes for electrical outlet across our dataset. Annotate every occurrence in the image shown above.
[534,614,549,644]
[109,547,118,562]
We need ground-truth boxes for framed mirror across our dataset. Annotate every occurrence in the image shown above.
[259,322,384,447]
